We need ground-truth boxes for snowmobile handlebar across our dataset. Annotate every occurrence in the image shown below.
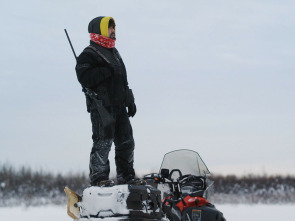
[144,170,207,198]
[168,169,183,180]
[143,173,164,183]
[144,172,206,185]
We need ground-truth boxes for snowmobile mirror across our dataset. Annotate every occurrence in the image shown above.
[160,168,170,179]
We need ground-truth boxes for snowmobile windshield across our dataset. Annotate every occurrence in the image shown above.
[159,149,210,179]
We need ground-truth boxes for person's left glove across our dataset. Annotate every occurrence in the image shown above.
[128,102,137,117]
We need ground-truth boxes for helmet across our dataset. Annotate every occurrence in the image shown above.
[88,16,116,37]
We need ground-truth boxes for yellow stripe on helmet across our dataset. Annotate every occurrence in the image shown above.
[100,16,115,37]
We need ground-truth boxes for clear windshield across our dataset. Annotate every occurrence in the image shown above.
[159,149,211,178]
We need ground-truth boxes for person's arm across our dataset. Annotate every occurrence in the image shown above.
[118,55,137,117]
[75,52,112,88]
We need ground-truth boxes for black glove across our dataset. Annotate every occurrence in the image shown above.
[128,102,137,117]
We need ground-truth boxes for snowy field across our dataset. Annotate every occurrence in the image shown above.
[0,204,294,221]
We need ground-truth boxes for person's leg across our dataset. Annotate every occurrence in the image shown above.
[89,111,113,185]
[114,108,135,184]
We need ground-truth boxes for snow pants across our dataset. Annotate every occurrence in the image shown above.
[89,106,135,185]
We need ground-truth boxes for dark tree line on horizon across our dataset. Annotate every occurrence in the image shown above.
[0,165,294,206]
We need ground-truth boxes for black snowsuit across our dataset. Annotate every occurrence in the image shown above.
[75,40,136,185]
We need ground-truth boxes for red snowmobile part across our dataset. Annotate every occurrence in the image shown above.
[176,195,210,212]
[162,195,172,205]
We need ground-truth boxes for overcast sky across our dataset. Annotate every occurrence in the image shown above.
[1,0,294,176]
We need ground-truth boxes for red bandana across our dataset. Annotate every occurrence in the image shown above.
[90,33,116,48]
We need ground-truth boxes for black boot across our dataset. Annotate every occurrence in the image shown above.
[94,180,115,187]
[127,178,146,185]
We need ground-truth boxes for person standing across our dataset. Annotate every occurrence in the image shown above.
[75,16,137,186]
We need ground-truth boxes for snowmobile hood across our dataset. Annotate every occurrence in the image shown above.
[88,16,116,37]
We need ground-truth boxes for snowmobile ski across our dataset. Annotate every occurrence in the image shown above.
[64,186,82,219]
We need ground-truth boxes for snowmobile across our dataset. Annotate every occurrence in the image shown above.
[144,149,226,221]
[64,149,226,221]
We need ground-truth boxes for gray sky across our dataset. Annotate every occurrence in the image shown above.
[1,0,294,176]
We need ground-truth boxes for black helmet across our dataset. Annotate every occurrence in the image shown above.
[88,16,116,37]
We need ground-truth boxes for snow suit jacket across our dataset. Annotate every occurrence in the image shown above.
[75,41,132,108]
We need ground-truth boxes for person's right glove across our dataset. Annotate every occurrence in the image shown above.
[125,88,136,117]
[127,102,137,117]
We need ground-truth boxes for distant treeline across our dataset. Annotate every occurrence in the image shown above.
[210,175,295,204]
[0,165,295,206]
[0,165,88,207]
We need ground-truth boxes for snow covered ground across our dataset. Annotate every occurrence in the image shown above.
[218,204,295,220]
[0,204,294,221]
